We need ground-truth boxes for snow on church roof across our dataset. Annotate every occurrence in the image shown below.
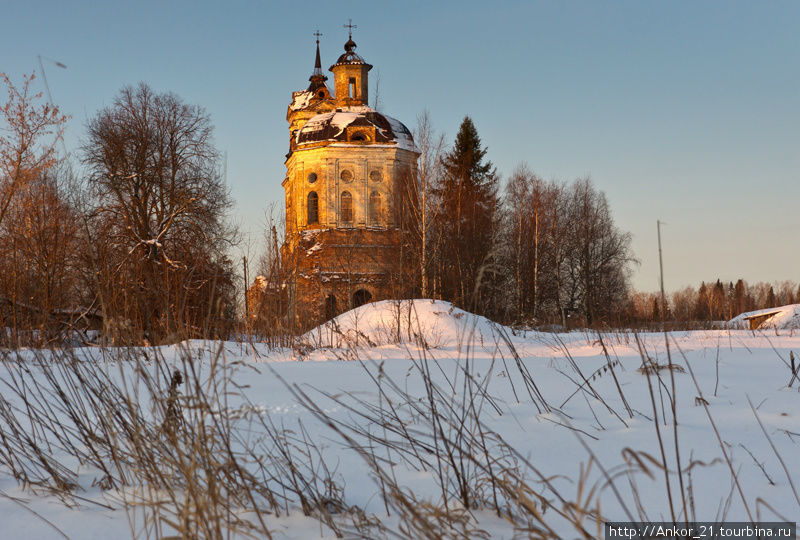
[289,91,315,111]
[296,106,416,152]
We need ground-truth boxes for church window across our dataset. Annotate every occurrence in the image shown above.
[307,172,317,184]
[369,191,382,224]
[307,191,319,224]
[348,77,356,98]
[318,91,325,98]
[369,169,382,182]
[340,191,353,223]
[352,289,372,308]
[351,133,367,142]
[325,294,338,319]
[340,169,353,183]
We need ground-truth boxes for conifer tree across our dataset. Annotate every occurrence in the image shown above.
[433,116,499,313]
[766,286,776,308]
[733,279,746,315]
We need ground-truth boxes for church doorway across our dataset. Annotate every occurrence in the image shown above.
[352,289,372,309]
[325,294,338,320]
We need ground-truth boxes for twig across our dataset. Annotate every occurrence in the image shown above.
[747,396,800,509]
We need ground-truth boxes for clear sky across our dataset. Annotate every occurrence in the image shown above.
[3,1,798,292]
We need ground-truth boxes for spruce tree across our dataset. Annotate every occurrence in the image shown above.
[433,116,499,313]
[766,286,776,308]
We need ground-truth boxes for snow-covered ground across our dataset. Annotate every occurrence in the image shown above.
[1,300,799,538]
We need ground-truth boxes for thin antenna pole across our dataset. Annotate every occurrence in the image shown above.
[658,219,666,320]
[38,56,52,104]
[243,256,249,320]
[37,55,70,162]
[37,55,66,107]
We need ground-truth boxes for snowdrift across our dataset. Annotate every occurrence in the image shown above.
[300,299,505,349]
[728,303,800,329]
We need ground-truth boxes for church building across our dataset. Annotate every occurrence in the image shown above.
[281,29,419,329]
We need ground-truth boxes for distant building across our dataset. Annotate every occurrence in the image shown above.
[741,310,784,329]
[279,30,419,329]
[729,304,800,330]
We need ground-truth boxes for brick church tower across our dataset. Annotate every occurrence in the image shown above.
[281,30,419,329]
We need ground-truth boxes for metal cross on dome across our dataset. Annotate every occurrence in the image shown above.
[344,19,357,39]
[313,30,322,43]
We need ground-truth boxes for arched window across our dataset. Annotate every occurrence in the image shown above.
[352,289,372,308]
[307,191,318,224]
[369,191,382,224]
[340,191,353,223]
[325,294,338,320]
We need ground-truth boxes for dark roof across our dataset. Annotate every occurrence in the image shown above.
[742,310,781,320]
[296,109,415,151]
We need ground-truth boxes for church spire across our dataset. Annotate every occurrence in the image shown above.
[307,30,327,92]
[313,30,323,76]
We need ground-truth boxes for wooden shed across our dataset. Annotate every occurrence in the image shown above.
[742,311,781,330]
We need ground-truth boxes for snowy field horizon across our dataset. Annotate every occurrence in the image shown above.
[1,299,799,538]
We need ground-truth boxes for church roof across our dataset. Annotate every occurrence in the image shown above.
[290,90,315,111]
[296,107,416,152]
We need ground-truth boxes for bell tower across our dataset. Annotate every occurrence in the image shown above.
[279,25,420,330]
[329,20,372,107]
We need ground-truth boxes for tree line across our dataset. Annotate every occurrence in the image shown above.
[3,72,790,345]
[405,114,635,328]
[404,116,800,329]
[0,74,236,346]
[627,279,800,325]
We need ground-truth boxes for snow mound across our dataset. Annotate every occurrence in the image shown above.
[300,299,505,350]
[728,303,800,329]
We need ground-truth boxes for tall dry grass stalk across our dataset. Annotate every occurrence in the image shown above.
[0,306,794,537]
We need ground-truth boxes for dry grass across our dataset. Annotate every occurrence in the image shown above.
[0,314,796,538]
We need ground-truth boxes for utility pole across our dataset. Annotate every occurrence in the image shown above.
[658,220,667,321]
[243,256,249,320]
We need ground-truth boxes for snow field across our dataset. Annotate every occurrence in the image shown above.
[0,300,798,538]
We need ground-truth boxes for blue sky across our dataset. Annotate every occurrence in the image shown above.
[3,1,798,292]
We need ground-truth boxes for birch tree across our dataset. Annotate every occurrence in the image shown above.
[408,110,445,298]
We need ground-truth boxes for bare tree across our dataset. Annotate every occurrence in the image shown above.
[83,83,236,342]
[408,110,445,298]
[0,73,66,228]
[501,173,634,327]
[567,177,635,325]
[0,73,73,344]
[503,164,563,323]
[247,204,290,342]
